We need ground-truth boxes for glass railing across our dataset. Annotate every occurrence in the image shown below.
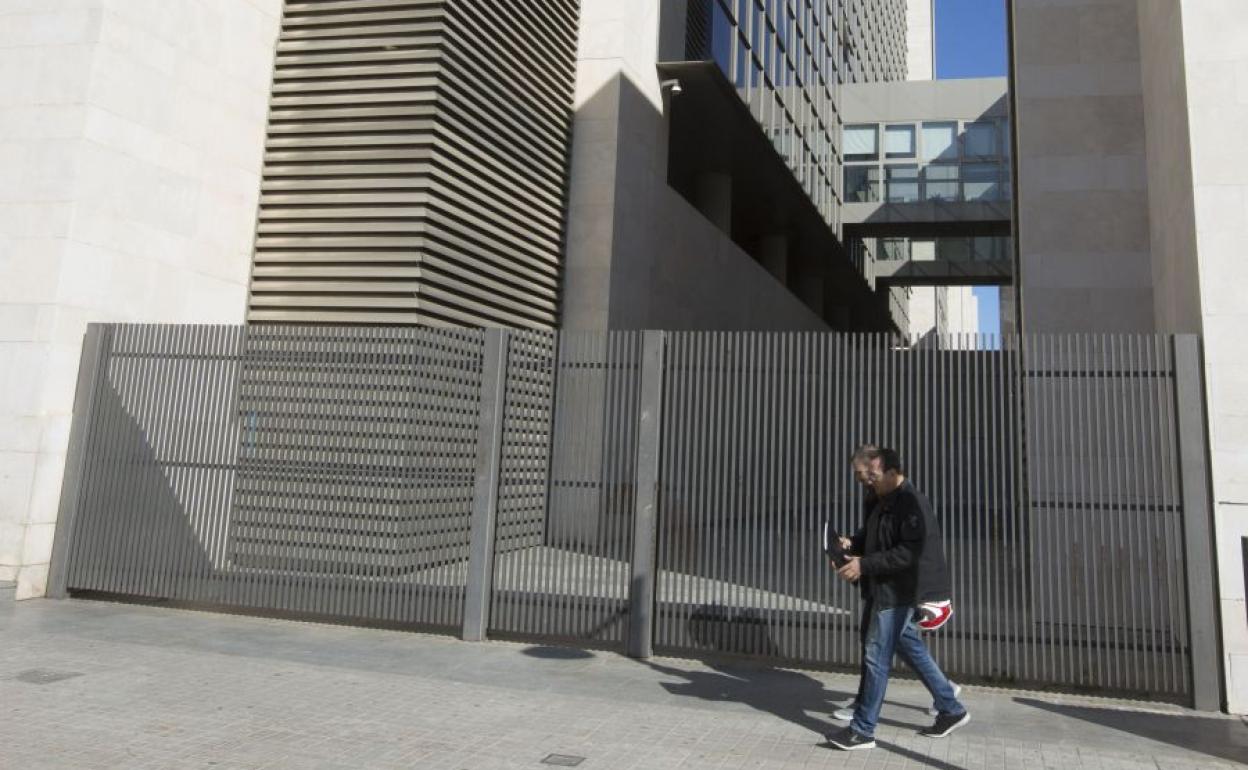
[845,160,1011,204]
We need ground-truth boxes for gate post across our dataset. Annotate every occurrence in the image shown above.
[47,324,109,599]
[462,329,510,642]
[1172,334,1223,711]
[628,331,666,659]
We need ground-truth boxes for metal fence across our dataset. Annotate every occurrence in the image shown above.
[49,325,1220,708]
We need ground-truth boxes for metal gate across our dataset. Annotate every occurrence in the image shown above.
[49,326,1218,706]
[648,333,1197,701]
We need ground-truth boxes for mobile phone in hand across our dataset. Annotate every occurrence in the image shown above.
[823,521,850,568]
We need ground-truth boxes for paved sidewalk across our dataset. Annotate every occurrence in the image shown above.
[1,599,1245,769]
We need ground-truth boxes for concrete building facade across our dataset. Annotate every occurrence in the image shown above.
[1012,0,1248,712]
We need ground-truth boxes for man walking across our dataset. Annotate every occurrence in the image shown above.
[826,448,969,751]
[828,445,959,723]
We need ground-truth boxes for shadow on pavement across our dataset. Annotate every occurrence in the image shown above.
[1014,697,1248,765]
[521,645,595,660]
[633,604,966,769]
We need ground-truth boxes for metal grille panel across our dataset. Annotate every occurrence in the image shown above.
[1023,334,1188,695]
[56,326,1201,700]
[653,332,1190,698]
[64,324,485,629]
[488,332,642,644]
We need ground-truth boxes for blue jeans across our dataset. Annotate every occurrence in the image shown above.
[850,604,964,738]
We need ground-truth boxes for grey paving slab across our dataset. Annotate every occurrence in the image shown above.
[0,599,1245,770]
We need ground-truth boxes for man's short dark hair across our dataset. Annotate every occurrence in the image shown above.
[879,447,904,474]
[851,444,880,463]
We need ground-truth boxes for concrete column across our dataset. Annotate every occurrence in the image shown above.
[758,235,789,284]
[462,330,509,642]
[695,172,733,233]
[628,331,666,659]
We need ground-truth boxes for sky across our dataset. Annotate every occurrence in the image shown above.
[932,0,1008,336]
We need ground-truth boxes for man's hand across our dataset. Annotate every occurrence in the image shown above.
[837,556,862,583]
[838,536,853,552]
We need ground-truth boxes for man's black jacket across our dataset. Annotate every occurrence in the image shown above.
[849,479,951,608]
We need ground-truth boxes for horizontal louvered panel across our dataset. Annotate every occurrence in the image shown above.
[273,49,440,68]
[266,118,436,135]
[260,163,436,178]
[249,290,552,328]
[422,212,560,280]
[251,250,559,300]
[251,260,558,303]
[268,105,438,121]
[265,134,436,151]
[269,89,440,110]
[249,0,576,327]
[431,157,563,220]
[426,152,566,235]
[278,24,443,43]
[283,0,442,14]
[258,199,429,211]
[246,309,440,325]
[281,8,443,29]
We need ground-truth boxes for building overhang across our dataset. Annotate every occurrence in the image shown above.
[657,59,894,331]
[872,258,1013,287]
[843,200,1012,238]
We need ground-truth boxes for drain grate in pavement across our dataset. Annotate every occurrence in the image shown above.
[12,669,84,685]
[541,754,585,767]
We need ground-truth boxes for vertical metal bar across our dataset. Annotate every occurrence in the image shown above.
[1171,334,1223,711]
[47,325,109,599]
[1125,334,1144,691]
[1000,332,1017,680]
[1145,335,1171,693]
[123,324,159,598]
[462,329,510,642]
[1088,333,1107,688]
[1106,335,1126,689]
[627,330,666,659]
[1157,335,1184,694]
[164,324,197,600]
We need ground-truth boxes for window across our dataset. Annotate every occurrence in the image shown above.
[844,165,879,202]
[972,236,1010,262]
[963,121,998,159]
[711,3,734,74]
[886,165,919,203]
[884,124,915,158]
[844,124,877,161]
[921,122,957,162]
[923,164,959,201]
[879,238,910,261]
[936,237,971,262]
[962,163,1000,201]
[735,36,748,86]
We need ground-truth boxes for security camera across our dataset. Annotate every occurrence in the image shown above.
[660,79,683,96]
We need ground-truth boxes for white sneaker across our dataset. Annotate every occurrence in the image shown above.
[832,701,858,721]
[927,683,962,716]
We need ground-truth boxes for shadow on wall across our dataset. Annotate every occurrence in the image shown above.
[67,381,215,597]
[1013,697,1248,765]
[561,70,833,332]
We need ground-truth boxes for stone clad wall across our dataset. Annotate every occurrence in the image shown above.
[0,0,281,598]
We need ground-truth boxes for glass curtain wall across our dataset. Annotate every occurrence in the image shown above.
[841,118,1012,204]
[705,0,846,228]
